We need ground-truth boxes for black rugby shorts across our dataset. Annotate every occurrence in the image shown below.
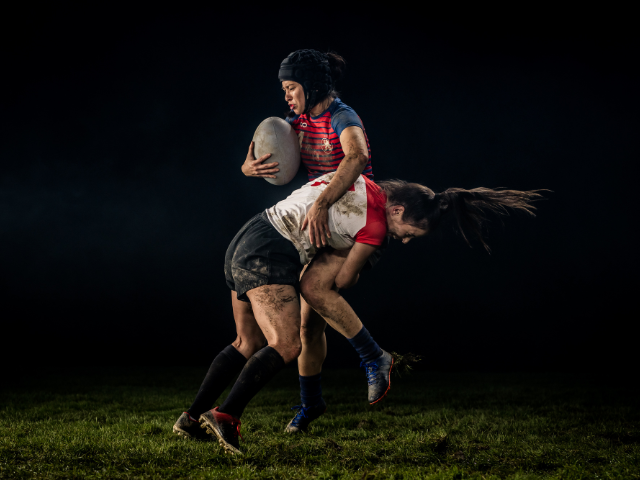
[224,212,303,302]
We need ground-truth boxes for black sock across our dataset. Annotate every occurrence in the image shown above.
[187,345,247,418]
[218,346,285,419]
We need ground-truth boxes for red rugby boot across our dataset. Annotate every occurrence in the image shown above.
[199,407,243,455]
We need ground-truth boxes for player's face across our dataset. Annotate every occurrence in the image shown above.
[386,206,428,244]
[282,81,305,115]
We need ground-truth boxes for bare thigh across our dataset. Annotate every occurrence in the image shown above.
[299,249,347,337]
[300,248,363,338]
[245,284,302,364]
[300,248,349,311]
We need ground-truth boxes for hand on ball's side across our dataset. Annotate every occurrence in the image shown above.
[242,141,279,179]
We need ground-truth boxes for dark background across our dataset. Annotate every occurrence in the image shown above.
[1,6,637,372]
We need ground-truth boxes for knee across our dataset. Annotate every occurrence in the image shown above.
[300,277,326,311]
[275,338,302,364]
[233,332,265,356]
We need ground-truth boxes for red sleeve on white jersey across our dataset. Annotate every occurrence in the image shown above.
[355,176,388,246]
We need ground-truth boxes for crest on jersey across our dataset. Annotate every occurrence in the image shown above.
[321,137,333,153]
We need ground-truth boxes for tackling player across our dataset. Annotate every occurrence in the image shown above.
[172,173,542,454]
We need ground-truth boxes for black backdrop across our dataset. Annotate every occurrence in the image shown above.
[1,7,637,371]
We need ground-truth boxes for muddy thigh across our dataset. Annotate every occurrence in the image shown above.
[245,284,302,364]
[300,248,349,308]
[299,248,363,339]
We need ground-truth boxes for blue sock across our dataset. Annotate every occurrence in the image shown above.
[299,373,323,407]
[348,326,383,363]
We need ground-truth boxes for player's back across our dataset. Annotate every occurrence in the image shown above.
[266,172,387,264]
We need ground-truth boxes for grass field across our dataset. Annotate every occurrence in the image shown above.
[1,366,638,479]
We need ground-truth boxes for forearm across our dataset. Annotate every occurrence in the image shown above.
[334,243,376,290]
[335,271,359,290]
[315,153,368,208]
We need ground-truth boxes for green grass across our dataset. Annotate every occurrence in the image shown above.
[1,367,638,479]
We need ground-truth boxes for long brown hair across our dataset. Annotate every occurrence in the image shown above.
[378,180,546,252]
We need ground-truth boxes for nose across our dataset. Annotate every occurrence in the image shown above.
[284,91,292,101]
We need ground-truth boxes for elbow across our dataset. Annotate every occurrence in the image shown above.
[346,152,368,169]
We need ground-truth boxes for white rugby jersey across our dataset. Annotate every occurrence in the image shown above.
[266,172,387,265]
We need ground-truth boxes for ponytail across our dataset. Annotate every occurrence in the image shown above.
[325,51,346,83]
[438,188,545,252]
[378,180,545,253]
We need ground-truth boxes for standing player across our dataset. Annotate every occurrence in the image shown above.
[241,50,383,432]
[172,171,543,455]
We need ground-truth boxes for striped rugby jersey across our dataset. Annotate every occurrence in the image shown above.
[266,172,387,265]
[287,98,373,180]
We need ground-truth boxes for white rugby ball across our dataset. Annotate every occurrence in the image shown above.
[252,117,301,186]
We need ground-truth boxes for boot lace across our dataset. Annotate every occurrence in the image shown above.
[290,405,311,428]
[360,361,380,385]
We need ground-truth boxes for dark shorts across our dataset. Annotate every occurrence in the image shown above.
[224,212,303,302]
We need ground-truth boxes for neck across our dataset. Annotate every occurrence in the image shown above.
[309,97,334,117]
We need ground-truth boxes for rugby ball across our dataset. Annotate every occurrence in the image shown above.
[252,117,301,186]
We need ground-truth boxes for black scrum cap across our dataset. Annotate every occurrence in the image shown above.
[279,49,333,115]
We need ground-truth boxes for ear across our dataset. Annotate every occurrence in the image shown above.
[393,205,405,216]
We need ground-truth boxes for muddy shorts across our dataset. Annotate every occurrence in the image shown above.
[224,211,303,302]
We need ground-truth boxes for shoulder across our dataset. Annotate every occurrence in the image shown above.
[329,98,358,116]
[364,177,386,208]
[329,98,364,137]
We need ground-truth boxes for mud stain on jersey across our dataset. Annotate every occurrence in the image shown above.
[303,139,334,161]
[334,191,364,218]
[281,213,306,256]
[281,214,299,236]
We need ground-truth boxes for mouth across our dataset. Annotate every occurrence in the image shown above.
[289,104,296,110]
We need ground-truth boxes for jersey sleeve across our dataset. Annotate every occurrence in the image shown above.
[330,105,364,138]
[355,177,388,246]
[355,220,387,246]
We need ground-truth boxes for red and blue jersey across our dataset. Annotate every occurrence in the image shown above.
[286,98,373,180]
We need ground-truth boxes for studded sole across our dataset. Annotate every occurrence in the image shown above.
[173,427,193,438]
[199,416,243,455]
